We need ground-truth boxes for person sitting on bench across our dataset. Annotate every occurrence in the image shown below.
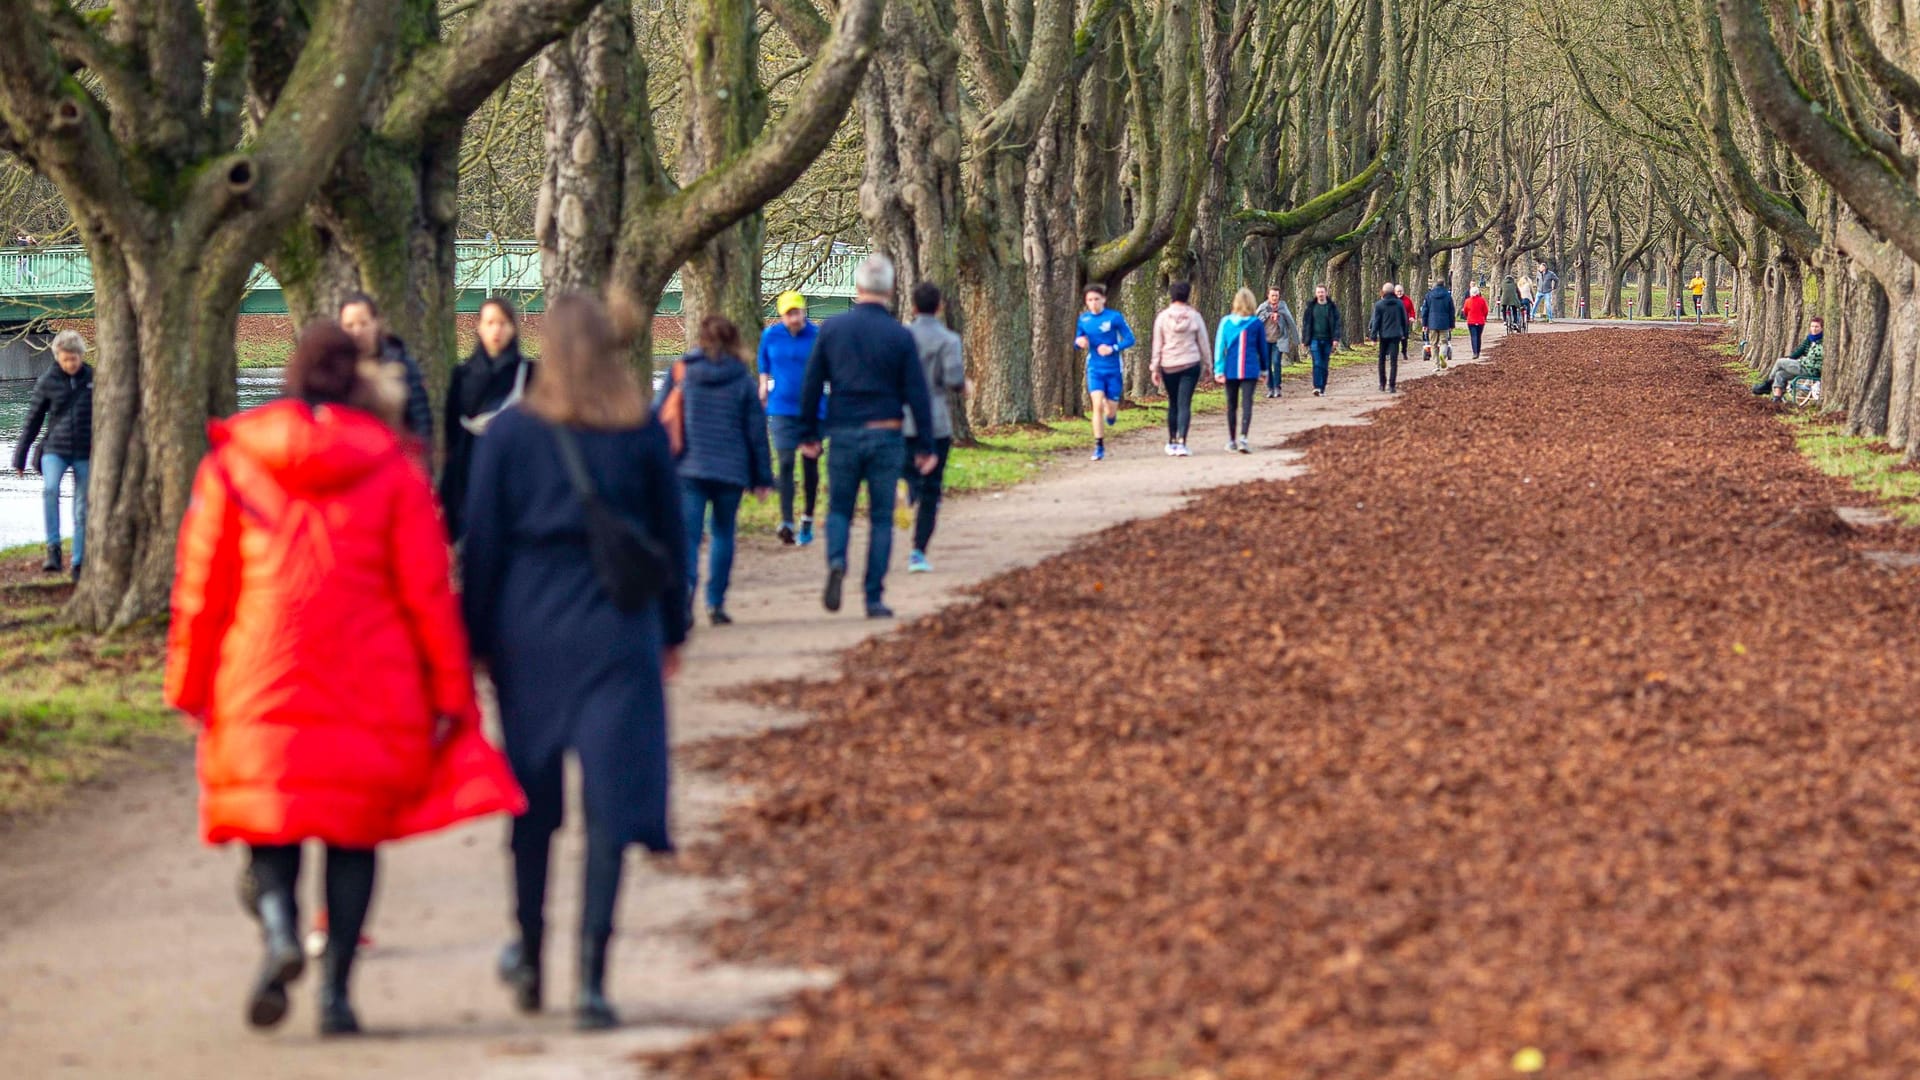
[1752,317,1823,404]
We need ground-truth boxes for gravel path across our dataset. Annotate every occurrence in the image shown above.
[654,328,1920,1079]
[0,324,1529,1077]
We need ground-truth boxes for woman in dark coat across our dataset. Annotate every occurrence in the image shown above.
[672,313,773,626]
[442,297,531,540]
[460,293,688,1032]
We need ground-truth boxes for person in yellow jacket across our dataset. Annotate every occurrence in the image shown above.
[1688,273,1706,318]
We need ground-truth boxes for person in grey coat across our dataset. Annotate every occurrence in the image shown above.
[672,314,774,625]
[1254,286,1300,399]
[902,282,967,573]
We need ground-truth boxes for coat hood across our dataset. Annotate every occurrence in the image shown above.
[681,349,752,386]
[213,399,400,494]
[1161,304,1204,334]
[1425,285,1452,300]
[1219,313,1261,337]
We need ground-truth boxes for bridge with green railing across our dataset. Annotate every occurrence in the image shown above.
[0,241,866,323]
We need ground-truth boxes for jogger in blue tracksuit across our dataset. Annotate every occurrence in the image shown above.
[1214,288,1272,453]
[1074,283,1136,461]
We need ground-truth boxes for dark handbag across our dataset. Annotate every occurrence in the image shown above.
[549,424,675,612]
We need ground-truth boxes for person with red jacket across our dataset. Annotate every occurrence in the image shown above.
[166,322,523,1038]
[1462,283,1491,359]
[1395,284,1417,365]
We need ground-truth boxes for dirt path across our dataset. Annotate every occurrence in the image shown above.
[0,323,1555,1077]
[650,328,1920,1079]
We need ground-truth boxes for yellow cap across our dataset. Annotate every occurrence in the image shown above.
[776,291,807,315]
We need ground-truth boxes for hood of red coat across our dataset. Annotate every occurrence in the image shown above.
[210,399,399,493]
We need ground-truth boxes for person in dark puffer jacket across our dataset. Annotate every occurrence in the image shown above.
[338,293,434,454]
[672,314,773,626]
[12,330,93,577]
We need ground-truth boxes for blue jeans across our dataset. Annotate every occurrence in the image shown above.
[681,477,744,611]
[41,452,88,565]
[825,426,903,608]
[1307,340,1332,390]
[1535,292,1554,320]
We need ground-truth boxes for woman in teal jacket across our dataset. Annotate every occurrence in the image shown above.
[1214,288,1272,453]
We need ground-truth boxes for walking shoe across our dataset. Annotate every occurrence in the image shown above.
[1313,388,1324,397]
[866,604,895,619]
[777,521,796,545]
[498,938,543,1015]
[823,566,845,612]
[1164,442,1176,456]
[247,891,305,1030]
[708,607,733,626]
[1379,383,1388,393]
[1750,381,1771,396]
[1174,444,1191,457]
[69,562,81,582]
[1091,444,1106,462]
[1225,439,1238,453]
[41,543,60,574]
[1237,438,1252,454]
[797,517,815,546]
[575,935,617,1032]
[908,551,932,573]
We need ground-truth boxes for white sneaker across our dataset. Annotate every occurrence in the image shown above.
[1175,444,1191,457]
[1226,440,1239,453]
[1237,438,1252,453]
[1164,442,1176,456]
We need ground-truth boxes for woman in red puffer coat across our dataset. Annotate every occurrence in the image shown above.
[166,322,522,1038]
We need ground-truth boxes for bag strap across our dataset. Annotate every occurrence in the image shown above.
[549,423,601,508]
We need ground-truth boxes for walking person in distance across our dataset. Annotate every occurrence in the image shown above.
[165,322,522,1036]
[1302,284,1342,396]
[1462,283,1490,359]
[12,329,92,578]
[1151,280,1209,457]
[1254,285,1300,398]
[1214,288,1271,453]
[1369,283,1410,393]
[442,297,532,541]
[461,293,690,1031]
[671,314,773,625]
[757,291,824,546]
[903,282,967,572]
[798,253,937,619]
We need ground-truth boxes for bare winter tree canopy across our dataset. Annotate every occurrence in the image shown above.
[5,0,1920,626]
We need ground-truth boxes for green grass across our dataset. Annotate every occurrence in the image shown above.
[1781,413,1920,526]
[236,337,294,369]
[730,344,1379,535]
[0,568,178,812]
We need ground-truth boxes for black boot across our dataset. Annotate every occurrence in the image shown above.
[497,929,543,1014]
[1751,380,1771,395]
[246,889,305,1029]
[41,543,61,573]
[317,942,361,1036]
[575,934,617,1031]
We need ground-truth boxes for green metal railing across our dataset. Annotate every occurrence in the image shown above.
[0,241,867,322]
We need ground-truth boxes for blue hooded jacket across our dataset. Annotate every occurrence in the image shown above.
[1214,314,1272,380]
[1420,285,1457,331]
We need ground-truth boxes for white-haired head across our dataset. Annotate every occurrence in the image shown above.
[854,253,897,298]
[52,330,86,357]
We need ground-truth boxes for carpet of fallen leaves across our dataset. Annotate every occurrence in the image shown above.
[653,330,1920,1079]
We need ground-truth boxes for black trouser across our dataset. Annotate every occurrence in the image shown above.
[777,446,819,525]
[1399,331,1410,361]
[1225,378,1257,440]
[1468,324,1484,356]
[903,436,953,553]
[1163,366,1200,442]
[1378,338,1400,389]
[249,844,376,981]
[511,753,628,952]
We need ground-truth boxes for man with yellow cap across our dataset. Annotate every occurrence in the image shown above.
[757,290,825,545]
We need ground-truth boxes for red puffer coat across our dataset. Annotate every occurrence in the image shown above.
[166,399,522,847]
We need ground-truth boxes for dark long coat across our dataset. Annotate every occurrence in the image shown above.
[460,406,688,851]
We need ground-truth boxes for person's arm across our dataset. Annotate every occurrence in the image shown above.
[399,346,434,443]
[638,422,691,649]
[744,381,775,490]
[11,386,48,472]
[387,460,478,725]
[1192,315,1212,376]
[1789,337,1811,360]
[459,418,512,665]
[755,333,775,404]
[1149,313,1166,375]
[1116,312,1138,353]
[164,456,243,721]
[1213,319,1230,380]
[798,329,828,444]
[899,337,935,457]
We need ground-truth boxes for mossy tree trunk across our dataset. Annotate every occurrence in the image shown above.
[0,0,400,630]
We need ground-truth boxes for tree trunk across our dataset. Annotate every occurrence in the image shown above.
[680,0,768,335]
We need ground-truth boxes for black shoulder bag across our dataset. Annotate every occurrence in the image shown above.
[549,424,675,612]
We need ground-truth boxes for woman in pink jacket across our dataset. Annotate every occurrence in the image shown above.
[1150,281,1211,457]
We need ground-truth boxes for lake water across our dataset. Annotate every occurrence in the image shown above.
[0,369,284,550]
[1,362,673,551]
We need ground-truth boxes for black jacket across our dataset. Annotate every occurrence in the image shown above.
[382,336,434,442]
[441,340,532,540]
[670,349,774,490]
[1368,297,1410,341]
[13,362,93,471]
[799,302,934,454]
[1303,299,1342,344]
